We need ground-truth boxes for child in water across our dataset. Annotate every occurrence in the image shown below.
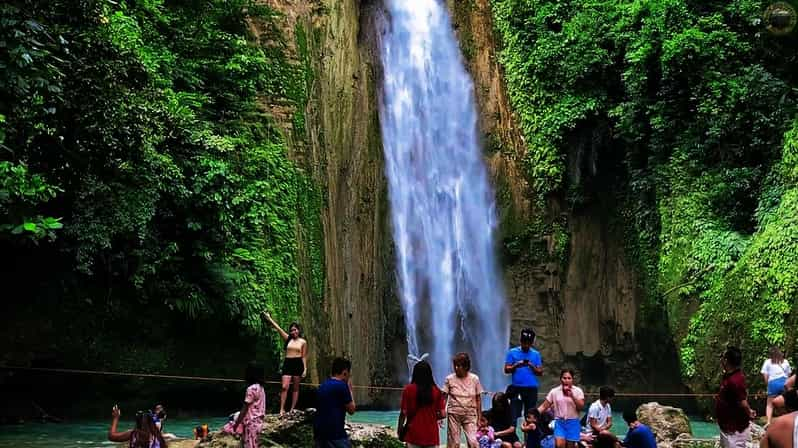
[233,363,266,448]
[477,411,502,448]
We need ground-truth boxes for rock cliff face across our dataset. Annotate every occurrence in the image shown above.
[446,0,673,391]
[259,0,679,403]
[252,0,403,403]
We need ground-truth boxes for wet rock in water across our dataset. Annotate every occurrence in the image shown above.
[165,440,200,448]
[637,402,692,442]
[197,409,402,448]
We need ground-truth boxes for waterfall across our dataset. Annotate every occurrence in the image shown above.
[376,0,510,393]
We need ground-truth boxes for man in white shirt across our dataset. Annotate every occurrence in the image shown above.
[584,386,614,436]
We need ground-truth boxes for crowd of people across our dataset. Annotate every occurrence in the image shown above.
[104,316,798,448]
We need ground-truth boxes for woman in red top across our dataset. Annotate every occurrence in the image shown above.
[398,360,446,447]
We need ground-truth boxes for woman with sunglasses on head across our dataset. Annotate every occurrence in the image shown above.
[262,311,308,416]
[108,405,167,448]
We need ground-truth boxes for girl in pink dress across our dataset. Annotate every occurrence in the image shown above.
[234,363,266,448]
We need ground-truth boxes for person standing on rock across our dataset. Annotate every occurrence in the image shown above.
[504,328,543,425]
[716,346,757,448]
[538,369,585,448]
[584,386,615,437]
[314,357,356,448]
[262,311,308,416]
[763,347,792,426]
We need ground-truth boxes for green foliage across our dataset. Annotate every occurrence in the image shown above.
[491,0,798,389]
[0,0,315,350]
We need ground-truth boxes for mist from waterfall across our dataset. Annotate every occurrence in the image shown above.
[376,0,510,393]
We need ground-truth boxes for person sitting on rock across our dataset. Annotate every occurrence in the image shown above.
[233,363,266,448]
[584,387,615,437]
[621,409,656,448]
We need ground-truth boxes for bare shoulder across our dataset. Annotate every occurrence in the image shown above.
[771,412,796,430]
[765,411,797,444]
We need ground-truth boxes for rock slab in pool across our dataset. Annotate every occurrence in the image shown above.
[637,402,764,448]
[196,409,403,448]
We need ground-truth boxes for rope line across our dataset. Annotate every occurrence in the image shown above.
[0,366,766,398]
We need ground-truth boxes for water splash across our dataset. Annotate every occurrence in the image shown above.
[377,0,510,393]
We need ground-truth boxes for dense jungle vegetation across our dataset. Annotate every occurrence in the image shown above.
[3,0,798,414]
[492,0,798,391]
[0,0,315,413]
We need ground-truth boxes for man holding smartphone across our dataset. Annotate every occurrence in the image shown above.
[505,328,544,425]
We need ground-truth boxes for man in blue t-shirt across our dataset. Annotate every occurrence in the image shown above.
[504,328,543,423]
[314,357,356,448]
[622,409,657,448]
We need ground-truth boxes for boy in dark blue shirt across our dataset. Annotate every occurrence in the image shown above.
[314,358,356,448]
[622,409,657,448]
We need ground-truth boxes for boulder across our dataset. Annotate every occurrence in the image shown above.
[637,402,693,442]
[197,410,402,448]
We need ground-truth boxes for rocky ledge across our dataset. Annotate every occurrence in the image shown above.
[196,409,402,448]
[638,402,764,448]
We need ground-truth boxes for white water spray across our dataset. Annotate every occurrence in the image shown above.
[377,0,510,392]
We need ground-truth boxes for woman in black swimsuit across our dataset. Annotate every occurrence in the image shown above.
[263,312,307,416]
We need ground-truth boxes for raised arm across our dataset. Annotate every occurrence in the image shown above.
[262,311,289,341]
[107,406,132,443]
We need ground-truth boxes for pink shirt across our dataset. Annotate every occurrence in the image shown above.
[244,384,266,423]
[546,385,584,419]
[443,372,483,416]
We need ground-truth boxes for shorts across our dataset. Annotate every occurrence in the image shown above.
[282,357,304,376]
[554,418,581,442]
[768,376,787,396]
[719,426,750,448]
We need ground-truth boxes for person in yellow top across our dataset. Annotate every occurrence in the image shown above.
[263,311,308,416]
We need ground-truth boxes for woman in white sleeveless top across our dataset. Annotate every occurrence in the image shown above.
[763,347,792,426]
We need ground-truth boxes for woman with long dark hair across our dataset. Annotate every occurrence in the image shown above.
[398,360,446,447]
[490,392,522,447]
[262,311,307,416]
[108,405,167,448]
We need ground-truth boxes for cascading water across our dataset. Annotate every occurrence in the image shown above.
[376,0,510,392]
